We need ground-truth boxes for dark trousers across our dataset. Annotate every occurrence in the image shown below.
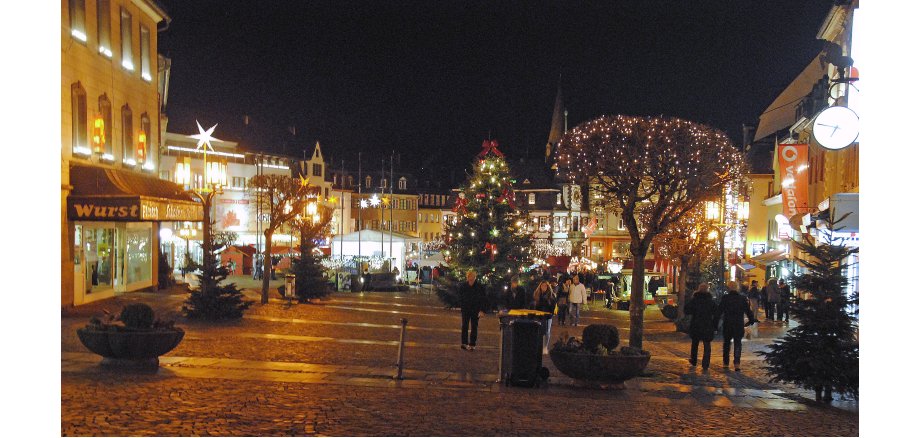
[777,302,789,322]
[765,301,776,320]
[690,337,712,368]
[461,310,480,346]
[557,304,568,325]
[723,333,743,365]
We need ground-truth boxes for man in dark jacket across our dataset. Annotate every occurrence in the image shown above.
[777,279,793,323]
[763,278,780,320]
[684,283,718,370]
[506,276,528,310]
[716,281,757,371]
[458,270,486,350]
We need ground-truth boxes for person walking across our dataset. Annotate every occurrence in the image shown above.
[458,270,486,351]
[533,280,556,354]
[777,279,793,323]
[507,276,528,310]
[556,277,571,326]
[716,281,758,371]
[568,274,588,326]
[747,280,762,320]
[763,278,779,321]
[684,283,718,371]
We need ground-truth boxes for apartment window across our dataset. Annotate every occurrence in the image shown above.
[324,188,329,198]
[71,82,88,155]
[121,104,133,164]
[312,163,322,177]
[96,0,111,56]
[140,25,152,81]
[159,170,170,181]
[365,176,372,188]
[556,193,562,205]
[399,177,407,190]
[96,94,112,157]
[618,218,626,230]
[139,113,151,165]
[528,193,535,205]
[418,213,422,222]
[69,0,87,42]
[348,176,354,187]
[120,8,134,71]
[232,177,246,188]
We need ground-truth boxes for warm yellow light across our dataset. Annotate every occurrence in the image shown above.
[705,201,722,223]
[91,116,105,154]
[206,161,227,187]
[175,158,192,186]
[707,230,718,240]
[737,201,750,221]
[306,202,318,215]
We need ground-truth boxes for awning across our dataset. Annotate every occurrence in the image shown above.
[67,164,202,222]
[623,259,656,271]
[750,249,787,266]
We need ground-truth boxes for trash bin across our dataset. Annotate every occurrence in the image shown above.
[498,310,552,387]
[284,274,296,298]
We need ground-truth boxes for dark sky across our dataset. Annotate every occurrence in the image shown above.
[157,0,833,174]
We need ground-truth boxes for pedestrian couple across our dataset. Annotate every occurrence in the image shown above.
[684,281,758,371]
[762,278,792,322]
[555,275,588,327]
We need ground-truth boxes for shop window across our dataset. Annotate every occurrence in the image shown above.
[98,94,113,158]
[126,227,152,285]
[97,0,111,56]
[71,82,88,155]
[69,0,87,42]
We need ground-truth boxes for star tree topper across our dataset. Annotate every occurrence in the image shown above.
[188,120,222,151]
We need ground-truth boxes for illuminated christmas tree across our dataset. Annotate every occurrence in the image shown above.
[439,140,533,310]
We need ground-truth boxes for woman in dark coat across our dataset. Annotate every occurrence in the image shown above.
[684,283,718,370]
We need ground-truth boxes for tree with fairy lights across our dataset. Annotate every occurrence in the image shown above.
[439,140,533,310]
[556,115,745,349]
[653,205,718,320]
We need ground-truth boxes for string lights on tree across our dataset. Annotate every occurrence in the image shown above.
[556,115,746,349]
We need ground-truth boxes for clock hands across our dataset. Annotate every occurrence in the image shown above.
[817,122,840,137]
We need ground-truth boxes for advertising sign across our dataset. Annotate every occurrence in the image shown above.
[776,143,809,217]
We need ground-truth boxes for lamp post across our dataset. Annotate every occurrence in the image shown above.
[705,196,750,294]
[178,224,198,265]
[176,121,227,295]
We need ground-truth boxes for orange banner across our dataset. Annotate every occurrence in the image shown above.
[776,143,809,217]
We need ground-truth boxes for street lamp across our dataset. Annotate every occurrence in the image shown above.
[176,121,227,295]
[705,195,750,294]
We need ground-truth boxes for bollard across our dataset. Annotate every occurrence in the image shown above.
[496,319,507,383]
[394,318,408,380]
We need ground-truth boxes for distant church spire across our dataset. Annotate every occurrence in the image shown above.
[546,74,565,163]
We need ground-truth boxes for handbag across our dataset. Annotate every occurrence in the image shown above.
[676,315,692,334]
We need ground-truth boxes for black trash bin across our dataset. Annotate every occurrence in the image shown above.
[498,310,551,387]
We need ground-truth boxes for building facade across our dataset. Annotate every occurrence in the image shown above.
[62,0,202,307]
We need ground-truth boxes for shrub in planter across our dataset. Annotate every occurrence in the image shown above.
[77,303,184,369]
[550,324,650,389]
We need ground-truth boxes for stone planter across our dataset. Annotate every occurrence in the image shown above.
[77,328,184,369]
[549,350,651,389]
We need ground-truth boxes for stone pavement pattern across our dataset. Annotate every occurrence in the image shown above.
[61,278,858,436]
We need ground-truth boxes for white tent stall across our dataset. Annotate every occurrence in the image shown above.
[330,229,422,273]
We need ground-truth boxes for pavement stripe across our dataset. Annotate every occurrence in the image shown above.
[235,332,499,350]
[244,314,501,335]
[322,305,443,317]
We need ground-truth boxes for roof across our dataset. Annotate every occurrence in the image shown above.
[746,139,776,175]
[69,164,194,202]
[753,54,827,142]
[336,229,422,243]
[224,245,257,256]
[508,158,558,190]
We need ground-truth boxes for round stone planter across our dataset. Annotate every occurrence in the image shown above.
[549,350,651,389]
[77,328,185,369]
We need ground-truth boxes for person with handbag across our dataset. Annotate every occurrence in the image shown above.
[556,276,571,326]
[684,283,718,371]
[716,281,758,371]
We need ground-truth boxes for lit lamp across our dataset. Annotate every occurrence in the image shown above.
[136,130,147,165]
[91,115,105,155]
[705,199,728,293]
[178,225,198,264]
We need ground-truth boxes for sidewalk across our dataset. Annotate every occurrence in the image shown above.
[62,283,858,436]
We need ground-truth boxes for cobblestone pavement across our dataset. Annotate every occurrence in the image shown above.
[61,279,858,436]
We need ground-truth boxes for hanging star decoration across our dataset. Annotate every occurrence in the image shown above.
[360,199,369,209]
[188,120,221,151]
[477,139,504,159]
[369,194,381,207]
[299,174,310,188]
[328,195,338,204]
[382,197,390,207]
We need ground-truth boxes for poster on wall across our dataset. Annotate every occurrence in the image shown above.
[215,193,253,232]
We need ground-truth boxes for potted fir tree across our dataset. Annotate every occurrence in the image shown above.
[77,303,184,369]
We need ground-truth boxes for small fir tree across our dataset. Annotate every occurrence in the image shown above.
[182,226,253,320]
[288,207,333,302]
[440,140,532,309]
[758,216,859,402]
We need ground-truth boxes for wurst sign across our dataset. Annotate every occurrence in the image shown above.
[68,196,203,222]
[776,143,809,217]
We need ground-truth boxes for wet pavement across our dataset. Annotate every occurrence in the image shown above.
[61,276,858,436]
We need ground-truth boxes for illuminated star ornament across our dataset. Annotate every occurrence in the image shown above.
[188,120,221,151]
[299,174,309,187]
[369,194,381,207]
[360,200,369,209]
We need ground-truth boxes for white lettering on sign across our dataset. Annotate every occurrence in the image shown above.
[781,145,798,162]
[141,204,159,220]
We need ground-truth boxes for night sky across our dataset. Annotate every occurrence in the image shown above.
[157,0,834,173]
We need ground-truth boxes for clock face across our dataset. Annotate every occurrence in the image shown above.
[813,106,859,150]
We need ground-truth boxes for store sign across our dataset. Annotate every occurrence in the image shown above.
[752,243,766,257]
[68,197,202,222]
[776,143,809,217]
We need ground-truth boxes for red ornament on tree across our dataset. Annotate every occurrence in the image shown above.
[452,193,468,215]
[482,242,498,261]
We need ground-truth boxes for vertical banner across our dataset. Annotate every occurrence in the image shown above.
[776,143,809,217]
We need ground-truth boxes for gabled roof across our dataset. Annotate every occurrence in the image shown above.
[753,54,826,142]
[508,158,558,191]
